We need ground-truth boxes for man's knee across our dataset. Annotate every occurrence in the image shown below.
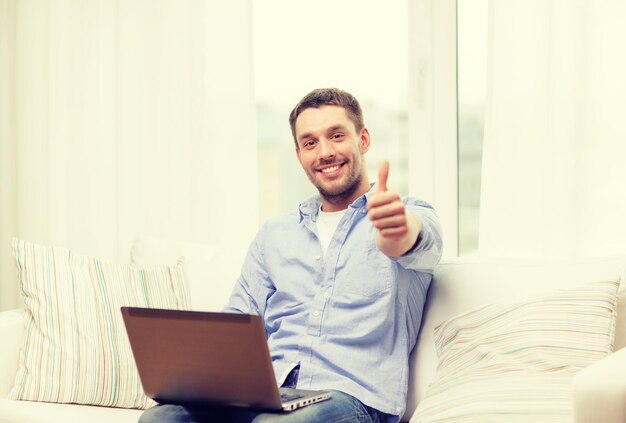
[253,390,370,423]
[139,404,190,423]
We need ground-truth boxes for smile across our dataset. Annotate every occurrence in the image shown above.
[317,161,346,175]
[321,165,341,174]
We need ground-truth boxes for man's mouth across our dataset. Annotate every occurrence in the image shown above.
[316,162,346,177]
[320,164,341,174]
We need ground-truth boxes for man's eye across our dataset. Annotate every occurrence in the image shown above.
[303,140,316,148]
[332,133,344,140]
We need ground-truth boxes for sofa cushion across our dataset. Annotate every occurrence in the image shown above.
[9,238,190,409]
[0,398,143,423]
[411,279,620,422]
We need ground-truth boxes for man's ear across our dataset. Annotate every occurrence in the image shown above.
[359,128,371,154]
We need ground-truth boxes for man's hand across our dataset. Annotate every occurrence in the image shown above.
[367,160,422,257]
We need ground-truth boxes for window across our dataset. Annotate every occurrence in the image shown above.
[255,0,487,257]
[253,0,409,223]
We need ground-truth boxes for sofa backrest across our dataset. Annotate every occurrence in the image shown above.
[131,237,247,311]
[0,308,25,397]
[404,255,626,419]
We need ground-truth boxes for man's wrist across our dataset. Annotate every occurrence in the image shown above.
[402,230,423,256]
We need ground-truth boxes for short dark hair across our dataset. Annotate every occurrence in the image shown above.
[288,88,364,148]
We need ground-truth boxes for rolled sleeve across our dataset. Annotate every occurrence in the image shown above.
[224,224,276,317]
[391,199,443,273]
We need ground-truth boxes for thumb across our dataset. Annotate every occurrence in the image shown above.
[377,160,389,193]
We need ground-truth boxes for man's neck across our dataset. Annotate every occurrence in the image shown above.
[320,180,371,212]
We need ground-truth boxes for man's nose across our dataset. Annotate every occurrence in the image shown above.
[318,138,335,159]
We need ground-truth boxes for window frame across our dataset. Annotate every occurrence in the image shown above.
[407,0,458,257]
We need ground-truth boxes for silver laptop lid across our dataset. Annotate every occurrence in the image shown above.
[121,307,284,410]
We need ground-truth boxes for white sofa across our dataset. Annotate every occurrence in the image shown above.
[0,237,625,422]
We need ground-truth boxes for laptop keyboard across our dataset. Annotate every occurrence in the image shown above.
[280,392,304,402]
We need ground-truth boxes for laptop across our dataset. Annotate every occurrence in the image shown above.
[121,306,331,412]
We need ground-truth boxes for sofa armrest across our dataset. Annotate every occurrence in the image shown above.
[573,347,626,423]
[0,308,24,397]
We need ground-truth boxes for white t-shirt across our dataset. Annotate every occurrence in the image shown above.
[316,207,347,258]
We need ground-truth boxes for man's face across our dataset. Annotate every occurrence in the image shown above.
[294,105,370,206]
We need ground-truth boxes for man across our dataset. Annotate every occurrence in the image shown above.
[140,88,442,422]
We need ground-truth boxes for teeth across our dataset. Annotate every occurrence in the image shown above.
[321,165,340,173]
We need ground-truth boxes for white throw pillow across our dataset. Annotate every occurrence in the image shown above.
[411,278,620,423]
[9,238,191,409]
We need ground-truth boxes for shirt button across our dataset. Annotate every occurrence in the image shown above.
[314,255,321,261]
[313,310,320,317]
[324,291,330,298]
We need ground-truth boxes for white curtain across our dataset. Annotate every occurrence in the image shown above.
[0,0,257,311]
[479,0,626,258]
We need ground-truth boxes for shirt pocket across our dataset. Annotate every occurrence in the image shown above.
[334,243,393,297]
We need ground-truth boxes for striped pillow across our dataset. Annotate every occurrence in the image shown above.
[412,279,620,423]
[9,238,191,409]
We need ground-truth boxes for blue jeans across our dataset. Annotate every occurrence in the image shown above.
[138,390,391,423]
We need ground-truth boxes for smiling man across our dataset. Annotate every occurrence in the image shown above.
[140,88,443,423]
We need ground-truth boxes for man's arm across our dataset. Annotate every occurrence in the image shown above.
[223,225,275,316]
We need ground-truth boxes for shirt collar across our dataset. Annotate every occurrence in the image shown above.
[298,183,377,223]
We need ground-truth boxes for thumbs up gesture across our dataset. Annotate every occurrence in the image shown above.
[367,160,422,257]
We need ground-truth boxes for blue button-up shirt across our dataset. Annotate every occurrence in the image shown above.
[226,185,442,419]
